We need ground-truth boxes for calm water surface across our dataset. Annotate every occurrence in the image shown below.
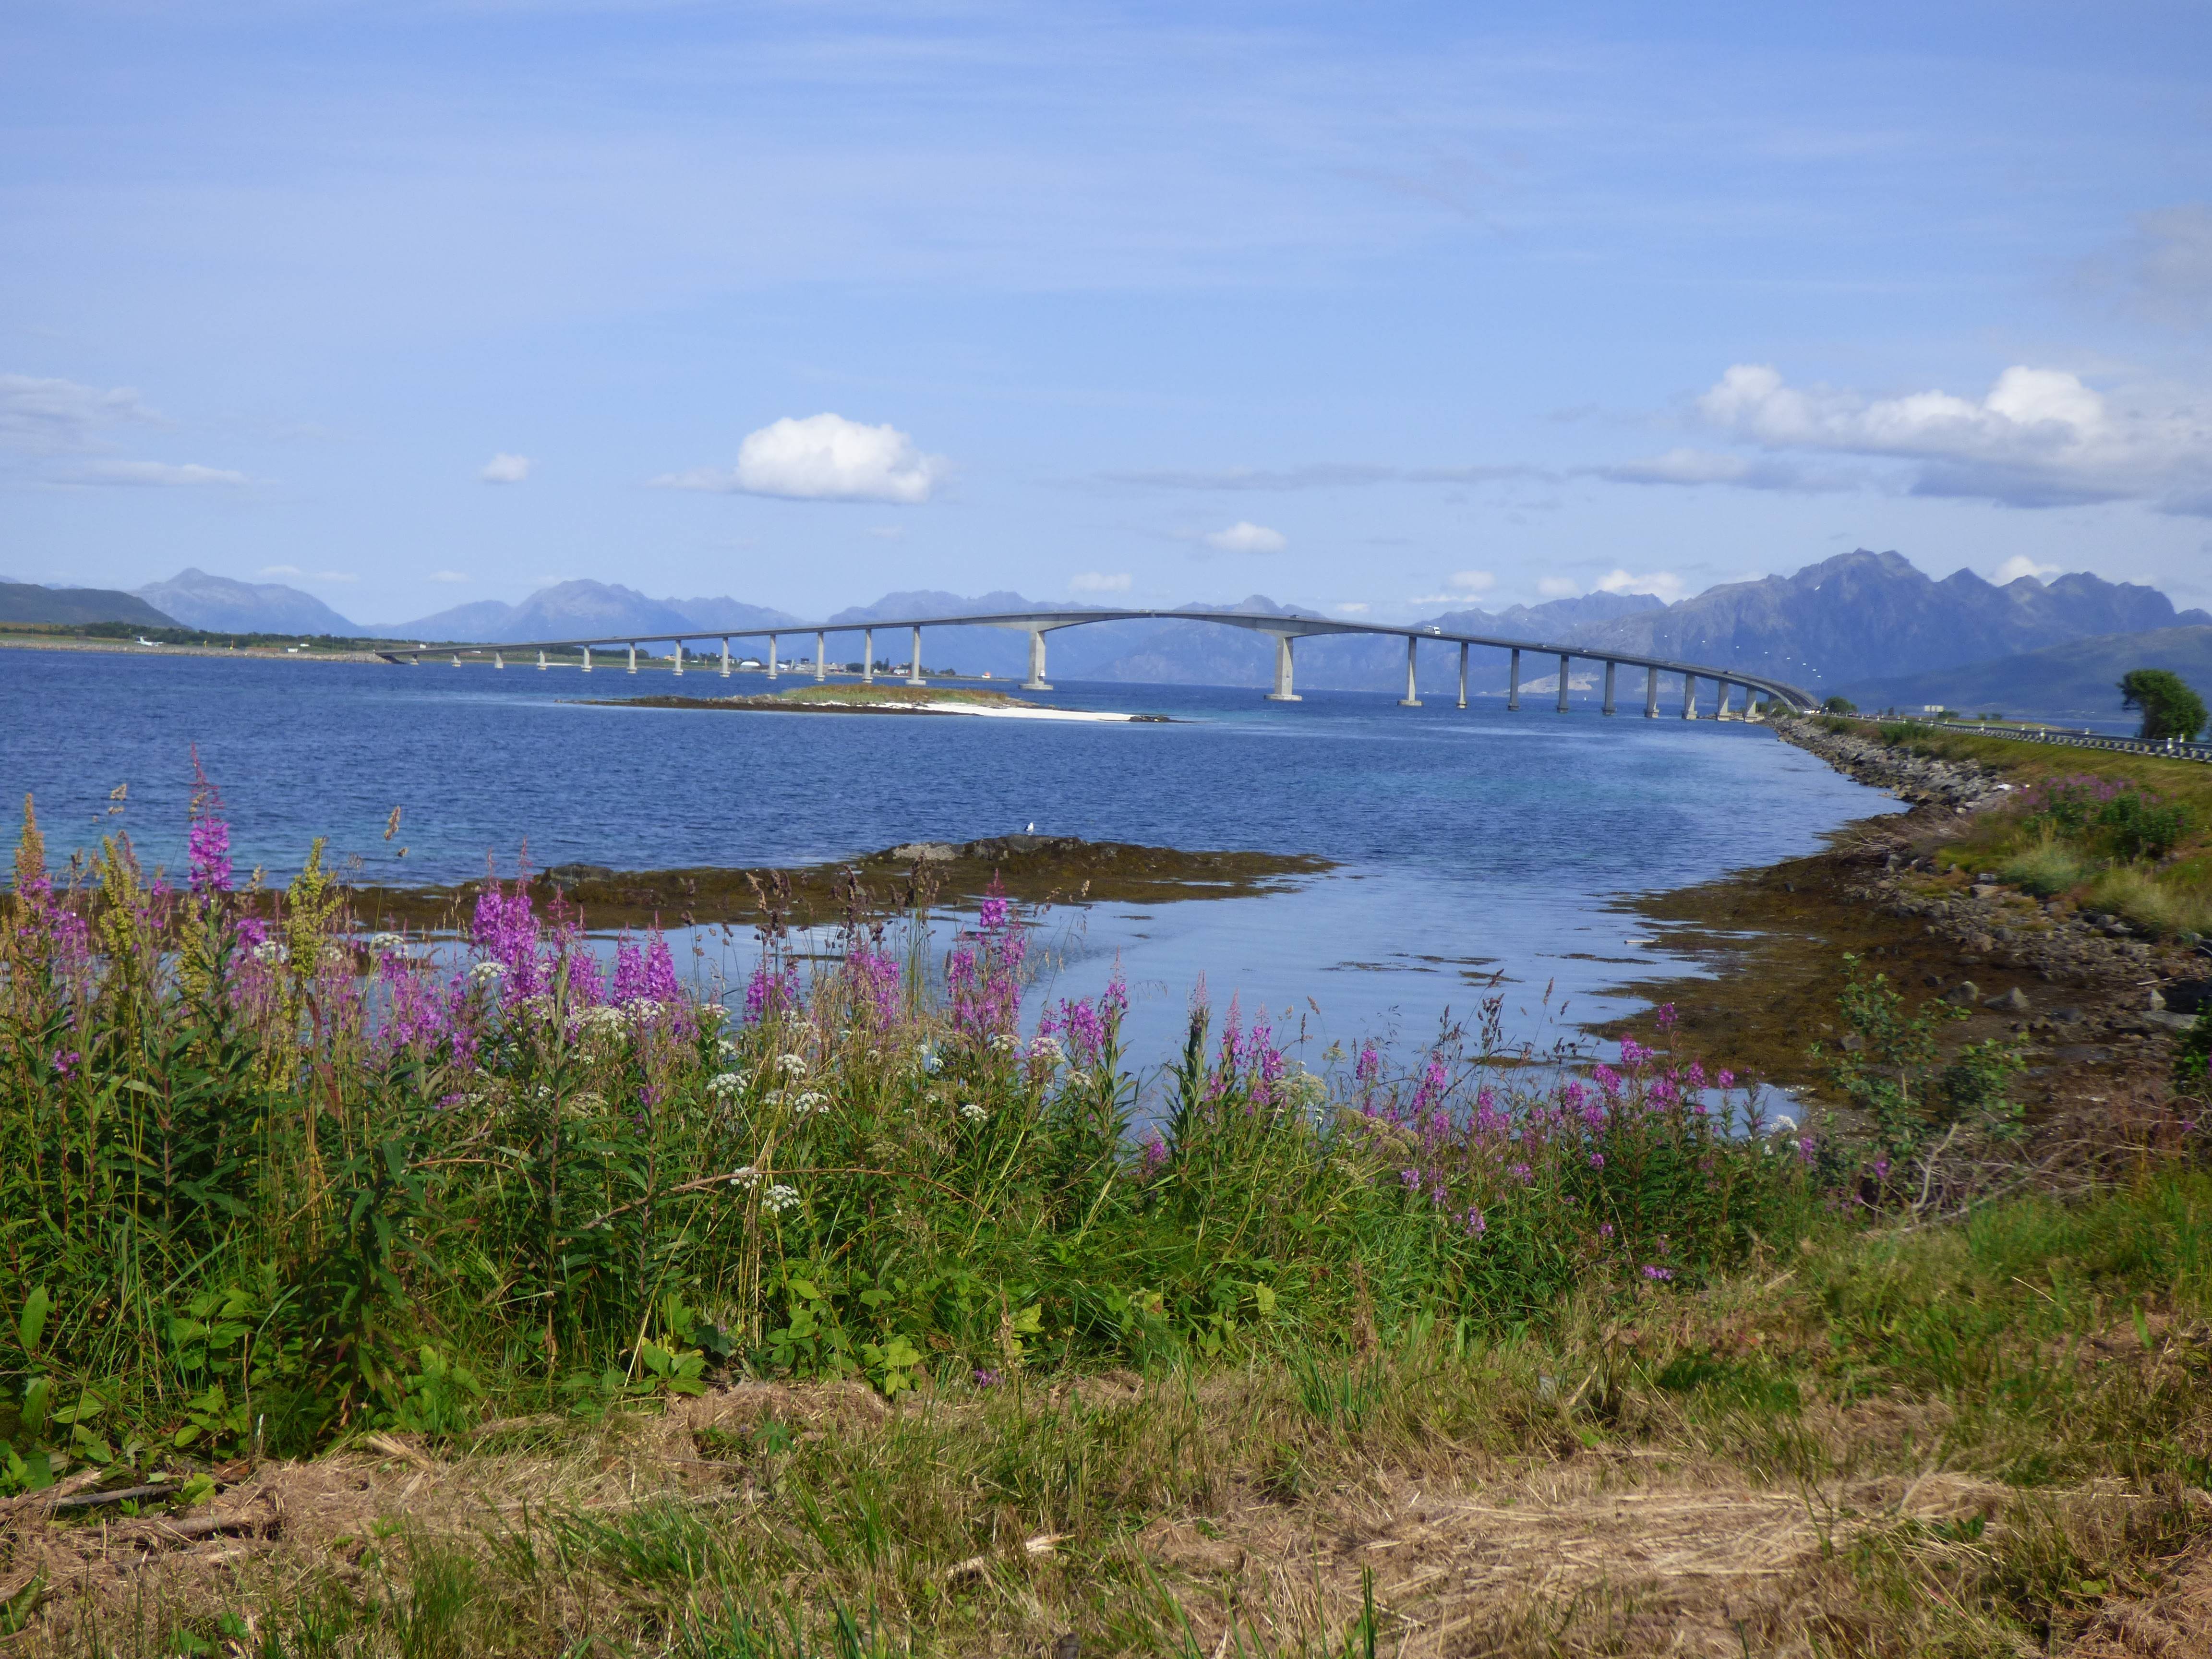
[1,649,1895,1062]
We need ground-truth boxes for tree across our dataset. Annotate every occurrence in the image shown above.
[2119,669,2208,742]
[1823,696,1858,714]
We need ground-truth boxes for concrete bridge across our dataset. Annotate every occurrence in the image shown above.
[374,606,1818,717]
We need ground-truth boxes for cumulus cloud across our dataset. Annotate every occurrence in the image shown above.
[260,564,301,577]
[1686,362,2212,511]
[1098,462,1540,492]
[1069,571,1131,594]
[65,460,248,487]
[429,570,469,583]
[1202,520,1287,553]
[1594,568,1686,601]
[1445,569,1495,594]
[1536,577,1579,598]
[1992,554,2061,584]
[480,453,532,484]
[653,413,946,504]
[0,372,157,454]
[1332,601,1370,614]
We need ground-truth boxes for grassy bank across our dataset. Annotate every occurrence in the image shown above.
[4,775,2211,1654]
[1818,717,2212,940]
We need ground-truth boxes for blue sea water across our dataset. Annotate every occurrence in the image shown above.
[0,649,1895,1062]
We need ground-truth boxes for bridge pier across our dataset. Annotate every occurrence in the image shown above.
[1602,660,1616,715]
[863,629,874,684]
[1265,633,1298,700]
[627,643,637,675]
[1399,637,1422,707]
[907,625,926,686]
[721,637,731,677]
[1457,642,1468,709]
[1556,653,1571,713]
[1645,667,1658,718]
[1023,628,1051,691]
[581,646,591,673]
[494,650,504,670]
[452,653,462,668]
[1681,673,1696,719]
[816,631,827,681]
[1712,681,1731,719]
[673,641,684,676]
[538,649,547,671]
[767,636,778,679]
[1508,648,1521,711]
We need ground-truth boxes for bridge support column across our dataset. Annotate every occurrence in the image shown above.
[627,643,637,675]
[1508,649,1521,711]
[767,636,778,679]
[1602,661,1616,715]
[673,641,683,676]
[538,649,547,671]
[1645,667,1658,717]
[1681,674,1696,719]
[816,631,827,681]
[907,625,926,685]
[863,629,874,684]
[581,646,591,673]
[1265,633,1298,700]
[1023,629,1051,691]
[452,653,462,668]
[721,638,731,677]
[494,650,504,670]
[1399,636,1422,707]
[1457,642,1468,709]
[1556,654,1571,713]
[1712,681,1731,719]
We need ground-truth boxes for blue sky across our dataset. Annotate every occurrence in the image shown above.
[5,1,2211,625]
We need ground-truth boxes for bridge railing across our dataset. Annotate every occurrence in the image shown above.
[1810,712,2212,766]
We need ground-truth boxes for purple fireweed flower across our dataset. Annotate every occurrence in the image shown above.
[1655,1003,1678,1033]
[1683,1060,1707,1091]
[1591,1062,1623,1097]
[1355,1043,1382,1088]
[1588,1152,1605,1168]
[972,1368,1002,1389]
[845,945,902,1026]
[1618,1037,1650,1069]
[1599,1222,1614,1238]
[744,961,797,1023]
[1399,1166,1421,1190]
[1509,1162,1533,1185]
[1140,1132,1168,1174]
[1642,1266,1673,1281]
[51,1050,80,1079]
[185,748,233,895]
[1464,1208,1486,1236]
[1715,1068,1734,1090]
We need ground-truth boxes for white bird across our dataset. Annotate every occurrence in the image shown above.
[1025,821,1035,832]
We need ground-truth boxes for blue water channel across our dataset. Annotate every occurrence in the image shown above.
[0,649,1896,1065]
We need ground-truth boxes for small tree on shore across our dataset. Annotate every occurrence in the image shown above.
[1823,696,1858,714]
[2119,669,2208,742]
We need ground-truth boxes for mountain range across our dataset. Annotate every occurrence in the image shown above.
[1844,625,2212,720]
[1,551,2204,711]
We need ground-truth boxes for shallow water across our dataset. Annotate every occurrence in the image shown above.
[0,649,1896,1061]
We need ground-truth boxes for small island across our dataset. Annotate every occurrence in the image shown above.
[578,683,1170,722]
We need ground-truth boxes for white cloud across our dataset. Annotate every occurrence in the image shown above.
[1332,601,1370,614]
[1591,446,1856,493]
[1593,567,1686,601]
[1992,554,2061,584]
[1202,520,1287,553]
[1690,361,2212,510]
[1536,577,1579,598]
[313,571,359,583]
[866,525,906,540]
[1445,569,1494,594]
[480,453,532,484]
[0,373,156,454]
[428,570,469,583]
[652,413,946,504]
[1098,462,1541,492]
[259,564,301,577]
[1069,571,1131,594]
[64,460,248,487]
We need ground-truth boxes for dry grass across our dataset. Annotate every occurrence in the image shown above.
[10,1172,2212,1658]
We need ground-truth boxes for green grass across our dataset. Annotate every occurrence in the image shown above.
[769,684,1025,708]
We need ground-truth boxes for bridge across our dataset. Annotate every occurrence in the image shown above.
[373,606,1819,717]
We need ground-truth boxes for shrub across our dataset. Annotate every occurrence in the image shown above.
[1822,696,1858,714]
[2083,865,2212,939]
[1998,837,2092,898]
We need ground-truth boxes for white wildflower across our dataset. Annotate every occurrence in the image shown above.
[716,1037,740,1059]
[707,1071,747,1099]
[1028,1034,1065,1065]
[252,941,286,966]
[959,1102,987,1124]
[728,1165,760,1188]
[622,997,663,1026]
[368,932,404,954]
[762,1183,801,1214]
[987,1033,1018,1054]
[775,1053,810,1077]
[469,961,506,985]
[791,1091,828,1118]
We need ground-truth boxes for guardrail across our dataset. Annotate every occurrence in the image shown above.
[1811,713,2212,766]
